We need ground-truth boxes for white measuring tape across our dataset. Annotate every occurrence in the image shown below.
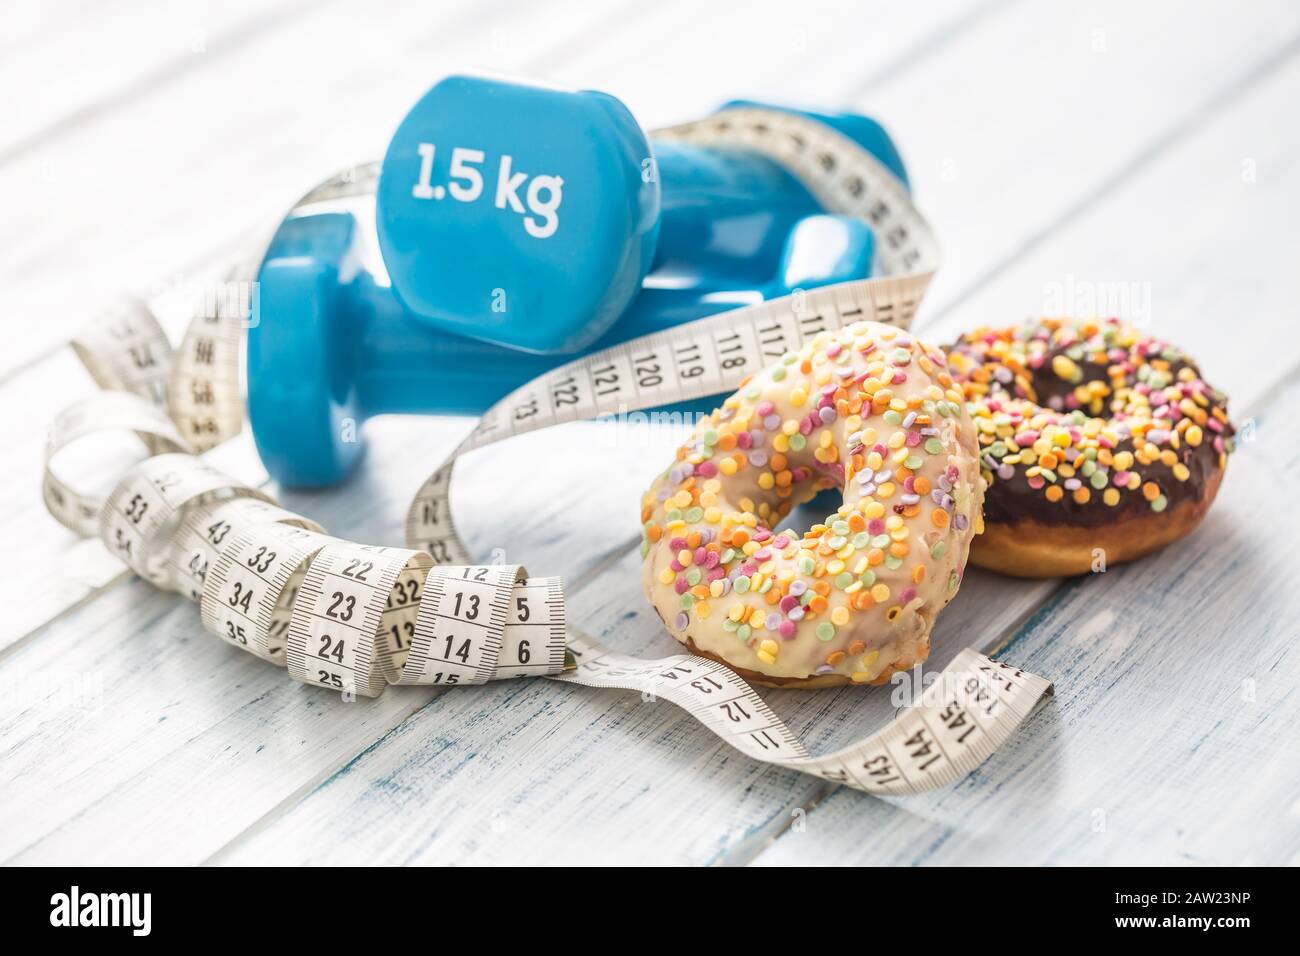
[46,107,1051,796]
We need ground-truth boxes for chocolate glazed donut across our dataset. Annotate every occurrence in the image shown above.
[946,318,1235,577]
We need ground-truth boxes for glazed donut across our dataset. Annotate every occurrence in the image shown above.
[946,317,1235,578]
[639,321,984,688]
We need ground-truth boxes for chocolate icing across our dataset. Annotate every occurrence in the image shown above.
[978,429,1224,527]
[945,320,1234,529]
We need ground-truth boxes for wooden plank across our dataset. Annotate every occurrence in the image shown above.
[753,48,1300,867]
[913,47,1300,410]
[3,376,693,854]
[541,0,1000,127]
[867,0,1300,325]
[0,0,307,161]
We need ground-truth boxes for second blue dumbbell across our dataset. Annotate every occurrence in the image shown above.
[375,74,906,353]
[248,75,910,486]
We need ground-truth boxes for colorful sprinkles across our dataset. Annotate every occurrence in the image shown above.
[640,321,983,684]
[946,318,1235,520]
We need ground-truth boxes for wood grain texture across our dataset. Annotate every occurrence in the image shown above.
[3,0,1297,865]
[917,41,1300,408]
[0,1,302,158]
[870,0,1300,324]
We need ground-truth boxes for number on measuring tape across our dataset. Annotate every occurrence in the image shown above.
[174,498,322,602]
[286,544,430,698]
[100,454,273,589]
[201,523,332,664]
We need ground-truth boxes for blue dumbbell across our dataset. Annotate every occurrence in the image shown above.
[248,75,910,487]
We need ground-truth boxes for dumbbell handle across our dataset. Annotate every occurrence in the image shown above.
[644,141,818,285]
[647,105,910,283]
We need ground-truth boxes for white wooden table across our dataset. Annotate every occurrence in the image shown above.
[4,0,1299,866]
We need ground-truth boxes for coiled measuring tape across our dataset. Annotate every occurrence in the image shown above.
[45,108,1052,796]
